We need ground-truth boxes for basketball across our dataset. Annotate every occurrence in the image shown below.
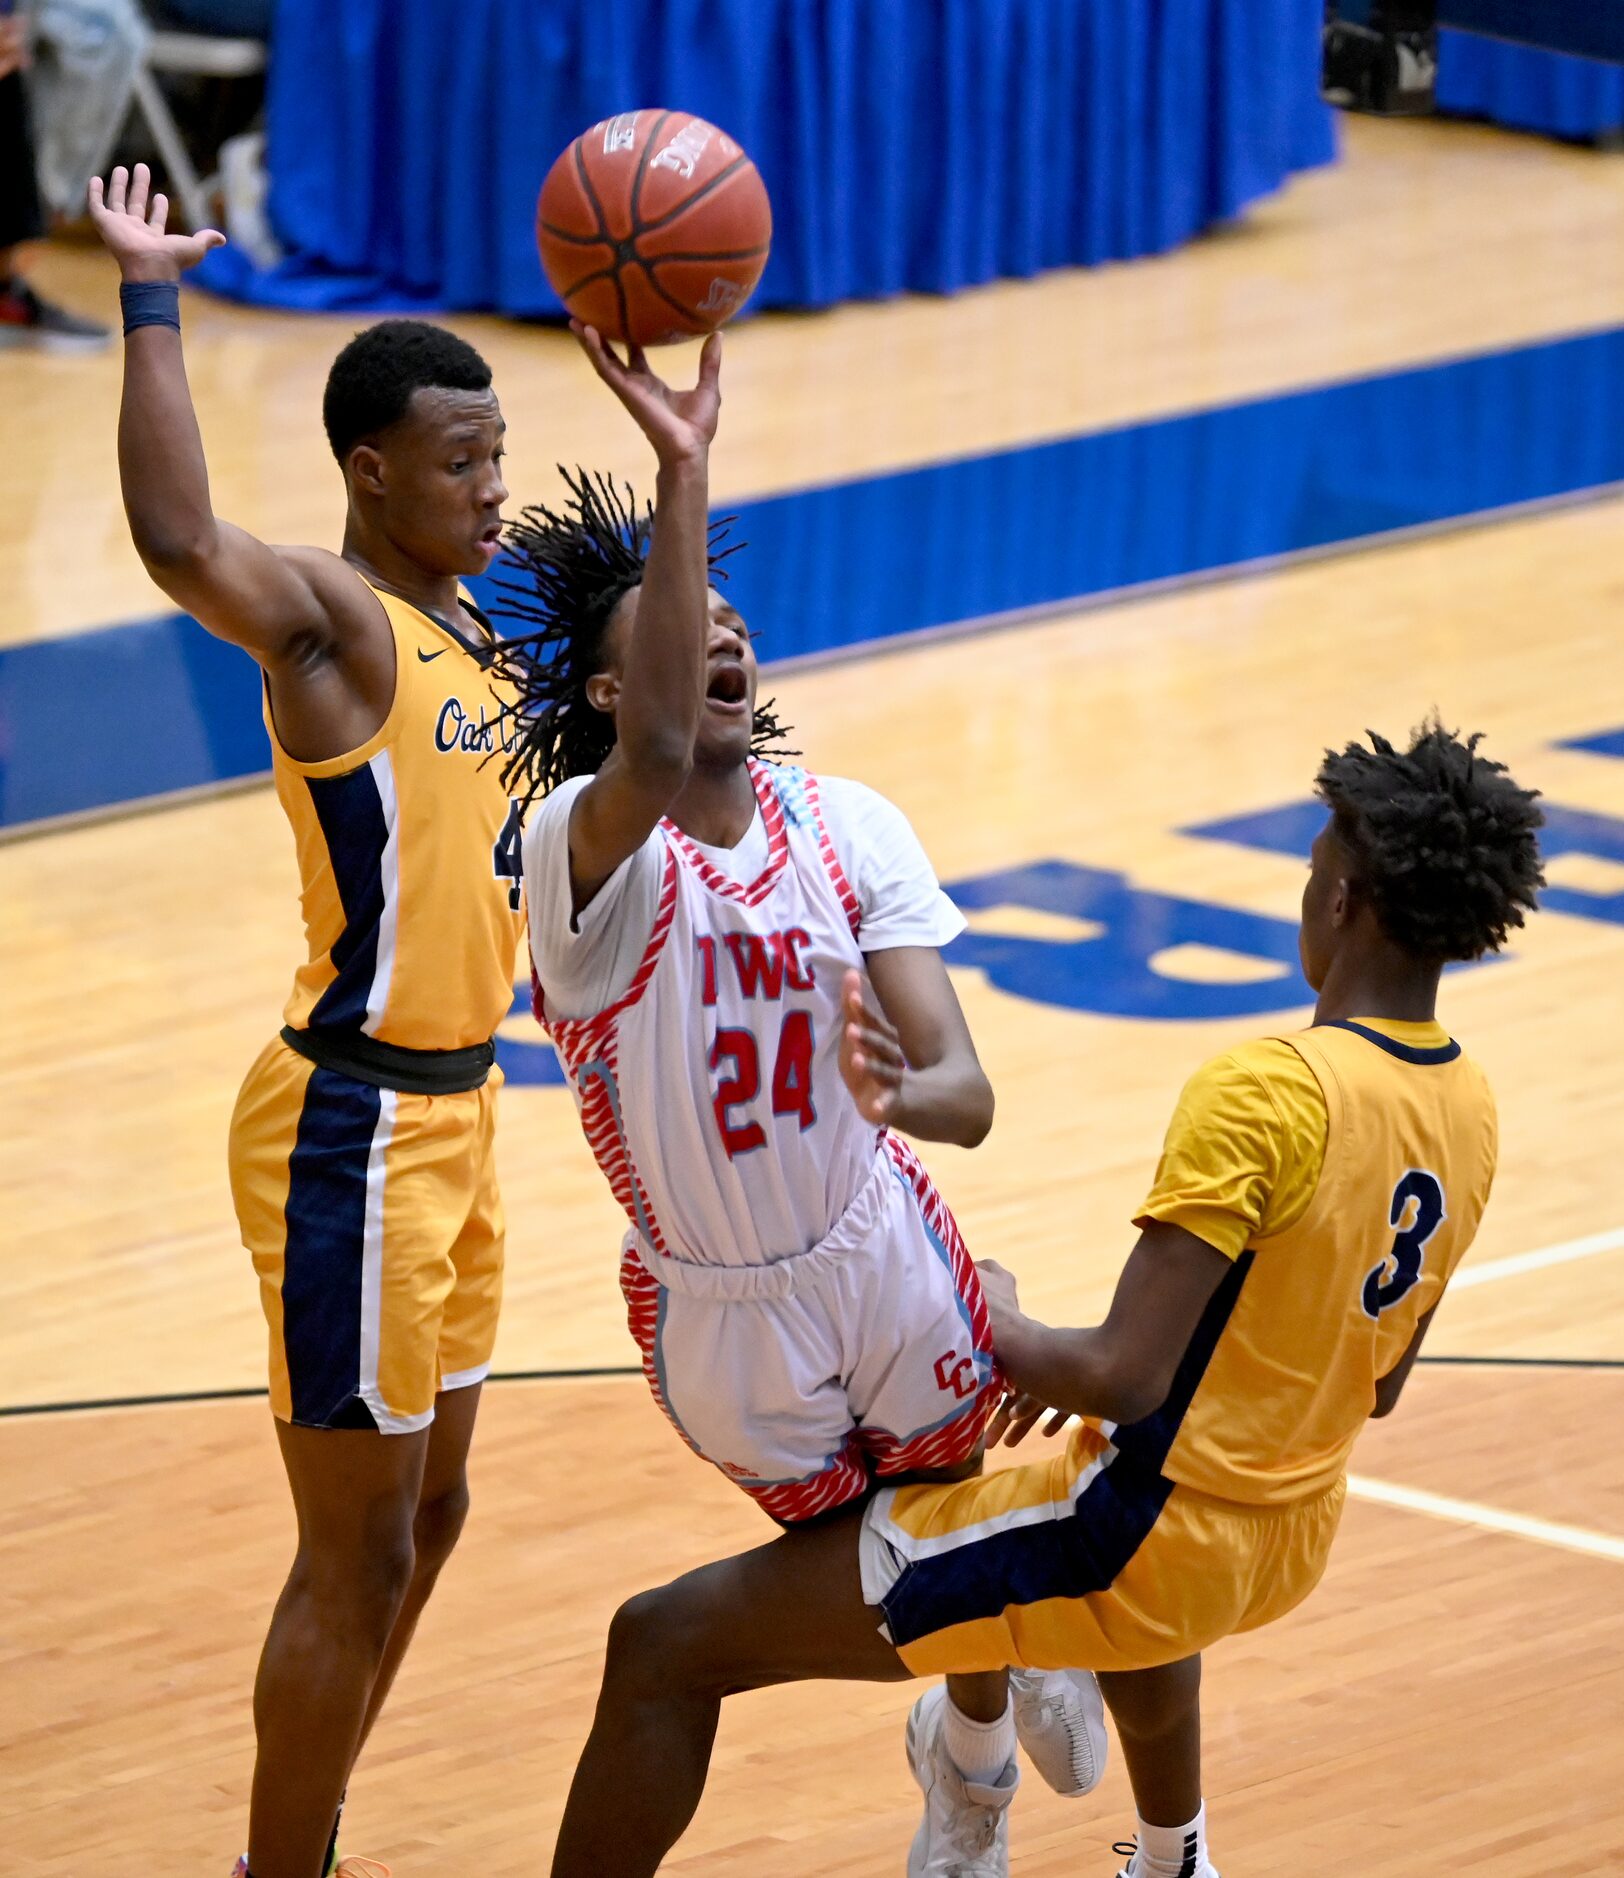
[536,110,772,348]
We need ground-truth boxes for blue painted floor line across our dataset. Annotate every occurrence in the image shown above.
[7,323,1624,833]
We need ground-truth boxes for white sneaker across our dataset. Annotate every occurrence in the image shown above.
[1112,1836,1221,1878]
[1011,1667,1109,1798]
[905,1684,1019,1876]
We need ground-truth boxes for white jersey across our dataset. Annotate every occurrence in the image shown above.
[523,761,965,1270]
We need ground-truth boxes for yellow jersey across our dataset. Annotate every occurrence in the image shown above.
[272,581,526,1053]
[1129,1016,1498,1505]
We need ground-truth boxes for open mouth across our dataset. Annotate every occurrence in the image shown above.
[479,521,504,547]
[706,664,749,710]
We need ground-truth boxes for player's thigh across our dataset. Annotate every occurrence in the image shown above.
[860,1430,1265,1677]
[616,1506,913,1694]
[438,1074,505,1393]
[844,1173,998,1477]
[363,1085,501,1431]
[232,1050,489,1435]
[626,1253,856,1491]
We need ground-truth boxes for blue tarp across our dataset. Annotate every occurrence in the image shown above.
[197,0,1336,314]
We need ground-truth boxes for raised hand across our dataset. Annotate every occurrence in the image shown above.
[572,321,721,467]
[837,968,910,1127]
[87,164,225,281]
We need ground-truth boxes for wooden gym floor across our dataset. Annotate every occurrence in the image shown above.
[2,117,1623,1872]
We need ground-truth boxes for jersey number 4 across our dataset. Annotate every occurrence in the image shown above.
[1363,1168,1447,1319]
[492,799,524,911]
[710,1016,817,1158]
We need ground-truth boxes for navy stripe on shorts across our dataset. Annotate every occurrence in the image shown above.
[881,1251,1255,1650]
[281,1065,381,1428]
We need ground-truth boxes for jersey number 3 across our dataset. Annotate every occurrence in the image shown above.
[1363,1169,1446,1319]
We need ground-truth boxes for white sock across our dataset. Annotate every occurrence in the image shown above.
[941,1690,1016,1786]
[1131,1803,1207,1877]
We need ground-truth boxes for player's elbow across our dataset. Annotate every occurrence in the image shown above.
[958,1072,995,1148]
[1098,1372,1165,1427]
[1092,1346,1176,1428]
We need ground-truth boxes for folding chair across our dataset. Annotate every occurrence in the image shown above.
[129,28,265,230]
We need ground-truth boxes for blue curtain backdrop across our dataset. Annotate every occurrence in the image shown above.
[197,0,1335,314]
[1437,28,1624,139]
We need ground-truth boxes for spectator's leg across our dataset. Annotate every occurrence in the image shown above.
[0,65,107,350]
[0,67,46,275]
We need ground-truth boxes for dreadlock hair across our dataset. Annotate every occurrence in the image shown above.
[1314,718,1544,962]
[490,467,793,807]
[323,319,493,463]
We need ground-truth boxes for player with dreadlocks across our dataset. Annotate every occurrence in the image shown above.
[506,322,1112,1878]
[543,719,1543,1878]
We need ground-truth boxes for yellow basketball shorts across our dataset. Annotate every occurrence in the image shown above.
[858,1423,1347,1676]
[229,1036,505,1433]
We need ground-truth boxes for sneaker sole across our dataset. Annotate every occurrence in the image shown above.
[1013,1669,1109,1798]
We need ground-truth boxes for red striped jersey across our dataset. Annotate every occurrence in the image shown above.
[524,760,963,1269]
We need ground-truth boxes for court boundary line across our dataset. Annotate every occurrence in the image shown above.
[5,476,1621,847]
[3,1351,1621,1422]
[1346,1474,1624,1564]
[0,1366,642,1420]
[1451,1224,1624,1289]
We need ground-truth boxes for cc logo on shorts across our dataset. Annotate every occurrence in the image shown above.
[933,1351,979,1400]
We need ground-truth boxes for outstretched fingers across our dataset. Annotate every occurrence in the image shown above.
[126,162,152,224]
[696,330,723,391]
[570,319,625,383]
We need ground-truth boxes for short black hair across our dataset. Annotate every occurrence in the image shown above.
[1316,719,1544,961]
[322,318,494,462]
[489,467,791,806]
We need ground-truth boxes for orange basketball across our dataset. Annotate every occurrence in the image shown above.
[536,110,772,348]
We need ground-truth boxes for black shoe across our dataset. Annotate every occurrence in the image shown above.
[0,278,111,352]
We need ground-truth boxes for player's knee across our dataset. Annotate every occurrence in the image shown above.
[412,1476,471,1576]
[604,1587,670,1686]
[294,1524,416,1645]
[604,1581,721,1695]
[355,1526,418,1624]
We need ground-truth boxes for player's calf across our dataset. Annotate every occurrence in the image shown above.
[1099,1658,1218,1878]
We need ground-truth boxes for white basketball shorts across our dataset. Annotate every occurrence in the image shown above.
[619,1135,1001,1522]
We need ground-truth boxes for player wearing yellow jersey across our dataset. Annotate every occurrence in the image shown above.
[544,720,1544,1878]
[90,167,524,1878]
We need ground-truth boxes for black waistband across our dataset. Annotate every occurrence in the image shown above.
[280,1025,495,1095]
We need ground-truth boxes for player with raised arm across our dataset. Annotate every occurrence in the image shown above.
[499,326,1107,1876]
[540,720,1544,1878]
[89,166,527,1878]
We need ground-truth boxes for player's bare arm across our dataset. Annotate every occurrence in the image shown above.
[565,325,722,910]
[838,959,994,1147]
[89,165,392,757]
[980,1222,1231,1442]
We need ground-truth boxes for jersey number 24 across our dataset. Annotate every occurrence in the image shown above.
[710,1016,817,1157]
[1363,1168,1446,1319]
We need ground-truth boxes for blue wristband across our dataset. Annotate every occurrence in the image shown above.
[120,279,182,335]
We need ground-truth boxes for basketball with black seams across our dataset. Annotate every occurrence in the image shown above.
[536,110,773,347]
